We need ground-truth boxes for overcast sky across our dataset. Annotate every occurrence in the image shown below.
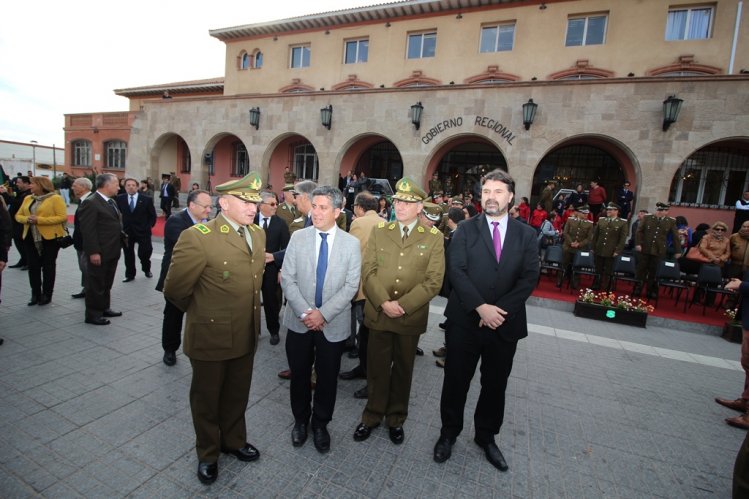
[0,0,376,148]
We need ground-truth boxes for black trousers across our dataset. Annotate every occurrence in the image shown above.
[123,232,152,278]
[635,252,660,292]
[260,269,281,335]
[160,197,172,217]
[11,222,27,265]
[440,322,518,444]
[23,236,60,298]
[85,255,119,320]
[286,329,344,428]
[189,353,254,462]
[162,297,184,352]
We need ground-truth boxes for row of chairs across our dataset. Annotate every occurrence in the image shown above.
[539,246,735,314]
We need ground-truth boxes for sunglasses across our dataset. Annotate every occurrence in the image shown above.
[263,202,278,206]
[713,227,726,231]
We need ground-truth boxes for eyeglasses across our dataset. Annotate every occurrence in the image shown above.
[713,227,726,232]
[263,202,278,207]
[192,202,214,210]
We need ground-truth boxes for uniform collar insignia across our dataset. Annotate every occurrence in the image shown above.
[220,224,230,233]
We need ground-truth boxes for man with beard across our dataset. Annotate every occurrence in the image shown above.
[433,169,538,472]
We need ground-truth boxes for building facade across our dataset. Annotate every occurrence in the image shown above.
[82,0,749,225]
[0,140,65,179]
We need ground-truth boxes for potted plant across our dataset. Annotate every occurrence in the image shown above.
[574,289,654,328]
[722,308,743,343]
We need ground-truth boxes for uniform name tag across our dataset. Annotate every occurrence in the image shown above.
[621,256,631,262]
[580,252,590,257]
[665,261,675,267]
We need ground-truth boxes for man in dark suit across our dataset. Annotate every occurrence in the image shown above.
[616,181,634,220]
[78,173,124,325]
[433,169,539,472]
[71,177,93,299]
[257,191,290,345]
[159,174,176,218]
[156,189,213,366]
[7,176,31,269]
[117,178,157,282]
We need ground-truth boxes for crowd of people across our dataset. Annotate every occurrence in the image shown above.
[0,167,746,494]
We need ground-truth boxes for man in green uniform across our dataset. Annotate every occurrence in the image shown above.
[591,202,628,290]
[353,177,445,445]
[634,202,682,299]
[277,184,297,228]
[428,172,443,197]
[557,205,594,288]
[539,180,556,214]
[163,172,266,485]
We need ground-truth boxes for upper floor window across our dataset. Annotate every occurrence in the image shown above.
[72,140,91,167]
[254,51,263,68]
[232,142,249,177]
[105,140,127,169]
[241,53,250,70]
[290,45,310,68]
[407,32,436,59]
[480,23,515,53]
[345,39,368,64]
[566,15,607,46]
[666,6,713,40]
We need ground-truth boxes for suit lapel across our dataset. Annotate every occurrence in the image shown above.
[477,214,496,259]
[497,219,520,270]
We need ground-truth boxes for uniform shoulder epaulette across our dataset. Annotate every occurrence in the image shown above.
[388,223,396,230]
[583,219,593,223]
[430,227,440,235]
[193,223,211,234]
[292,216,304,223]
[249,224,259,231]
[281,205,290,210]
[377,221,386,228]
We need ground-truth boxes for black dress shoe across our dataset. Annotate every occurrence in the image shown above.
[85,317,111,326]
[103,309,122,317]
[122,277,135,282]
[389,426,404,445]
[145,271,153,278]
[339,367,365,380]
[270,333,280,346]
[353,385,368,399]
[71,291,86,299]
[197,462,218,484]
[353,422,377,442]
[38,295,51,306]
[415,347,424,356]
[27,295,39,306]
[292,422,308,447]
[347,347,359,359]
[278,369,291,380]
[8,262,24,268]
[222,443,259,462]
[312,426,331,453]
[474,439,508,471]
[20,266,28,271]
[163,350,176,366]
[433,435,456,463]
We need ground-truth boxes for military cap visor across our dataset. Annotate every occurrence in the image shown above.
[422,202,442,222]
[392,177,427,203]
[215,172,263,203]
[655,202,670,210]
[605,202,620,210]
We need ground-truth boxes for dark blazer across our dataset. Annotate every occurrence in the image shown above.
[0,202,11,262]
[445,214,539,342]
[116,193,156,237]
[156,209,195,291]
[72,192,93,251]
[77,192,123,261]
[254,213,290,268]
[159,182,176,200]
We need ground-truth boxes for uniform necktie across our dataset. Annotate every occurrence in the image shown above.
[237,226,252,253]
[129,195,135,212]
[402,226,409,244]
[315,233,328,308]
[492,221,502,262]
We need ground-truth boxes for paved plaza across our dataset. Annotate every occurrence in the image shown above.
[0,228,746,498]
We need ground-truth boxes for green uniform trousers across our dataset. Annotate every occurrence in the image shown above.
[362,329,419,428]
[189,353,254,462]
[735,431,749,499]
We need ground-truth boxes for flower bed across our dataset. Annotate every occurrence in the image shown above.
[573,289,654,328]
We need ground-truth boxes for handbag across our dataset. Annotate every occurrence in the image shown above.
[55,226,74,249]
[685,246,710,263]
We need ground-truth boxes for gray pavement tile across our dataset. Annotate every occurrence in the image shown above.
[128,473,192,499]
[50,385,136,426]
[2,452,58,493]
[83,399,169,447]
[48,428,116,468]
[41,481,85,498]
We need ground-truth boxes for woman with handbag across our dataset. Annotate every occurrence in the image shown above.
[14,176,67,305]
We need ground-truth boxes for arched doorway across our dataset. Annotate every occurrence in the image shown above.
[339,135,404,192]
[426,137,507,198]
[531,137,636,211]
[150,133,191,192]
[203,133,249,193]
[266,135,319,193]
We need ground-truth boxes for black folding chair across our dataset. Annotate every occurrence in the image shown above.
[609,254,638,293]
[570,250,598,292]
[538,244,564,286]
[655,259,688,311]
[690,264,734,315]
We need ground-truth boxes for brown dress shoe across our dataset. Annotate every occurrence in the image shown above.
[726,413,749,430]
[715,397,749,413]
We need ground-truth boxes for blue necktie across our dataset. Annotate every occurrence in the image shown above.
[315,233,328,308]
[129,195,135,212]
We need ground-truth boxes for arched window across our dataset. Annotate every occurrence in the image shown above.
[105,140,127,169]
[72,140,91,167]
[669,144,749,207]
[232,142,249,177]
[294,143,318,180]
[241,52,250,70]
[253,51,263,68]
